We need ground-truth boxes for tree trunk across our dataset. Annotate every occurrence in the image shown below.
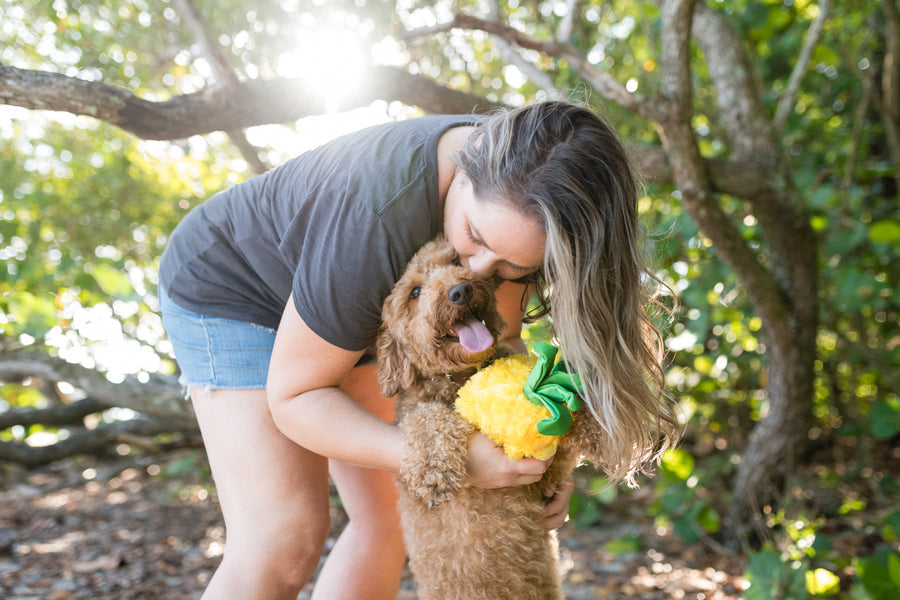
[645,1,821,540]
[730,314,817,536]
[690,4,820,540]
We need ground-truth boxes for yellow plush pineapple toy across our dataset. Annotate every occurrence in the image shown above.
[455,342,583,460]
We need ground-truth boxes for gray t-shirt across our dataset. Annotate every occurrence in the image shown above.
[158,115,478,351]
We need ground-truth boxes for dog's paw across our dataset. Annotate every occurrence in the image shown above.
[398,403,471,508]
[399,449,465,507]
[414,469,463,507]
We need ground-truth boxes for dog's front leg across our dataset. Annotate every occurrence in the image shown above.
[398,402,473,507]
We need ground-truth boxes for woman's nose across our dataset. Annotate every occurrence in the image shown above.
[466,251,496,276]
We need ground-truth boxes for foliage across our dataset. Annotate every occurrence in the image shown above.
[648,448,721,545]
[743,511,900,600]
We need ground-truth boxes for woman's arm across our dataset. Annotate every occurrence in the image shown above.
[266,295,404,472]
[268,292,552,489]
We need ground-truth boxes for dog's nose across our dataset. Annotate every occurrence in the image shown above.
[448,282,474,306]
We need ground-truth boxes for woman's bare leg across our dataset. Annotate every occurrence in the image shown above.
[311,365,407,600]
[191,387,331,600]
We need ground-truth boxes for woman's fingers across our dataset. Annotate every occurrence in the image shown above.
[465,431,550,488]
[541,474,575,530]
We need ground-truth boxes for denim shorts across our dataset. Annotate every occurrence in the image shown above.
[158,286,277,390]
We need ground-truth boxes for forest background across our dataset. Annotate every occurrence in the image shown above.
[0,0,897,598]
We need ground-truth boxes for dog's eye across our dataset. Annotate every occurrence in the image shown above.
[409,286,421,299]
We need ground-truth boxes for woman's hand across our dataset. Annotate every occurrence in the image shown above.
[541,474,574,530]
[464,431,550,488]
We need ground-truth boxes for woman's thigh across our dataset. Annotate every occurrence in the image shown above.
[160,288,331,577]
[191,387,331,550]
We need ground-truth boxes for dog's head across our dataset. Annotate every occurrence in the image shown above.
[376,236,508,397]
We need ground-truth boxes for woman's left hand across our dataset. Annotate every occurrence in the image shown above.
[541,473,575,530]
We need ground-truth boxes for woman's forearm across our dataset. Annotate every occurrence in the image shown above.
[268,386,403,472]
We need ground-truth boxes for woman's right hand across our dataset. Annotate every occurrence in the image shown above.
[464,431,550,488]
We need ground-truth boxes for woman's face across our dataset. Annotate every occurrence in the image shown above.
[443,170,546,281]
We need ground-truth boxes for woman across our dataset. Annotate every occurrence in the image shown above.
[158,101,678,599]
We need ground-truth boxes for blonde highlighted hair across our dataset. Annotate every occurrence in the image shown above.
[453,101,679,485]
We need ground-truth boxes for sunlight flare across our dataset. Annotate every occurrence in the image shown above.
[276,25,369,112]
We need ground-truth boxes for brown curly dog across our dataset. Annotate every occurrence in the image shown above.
[376,236,606,600]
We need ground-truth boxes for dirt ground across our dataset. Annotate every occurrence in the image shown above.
[0,449,747,599]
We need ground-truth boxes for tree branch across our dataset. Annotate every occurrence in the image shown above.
[841,25,900,195]
[883,0,900,123]
[403,13,657,120]
[880,0,900,195]
[0,65,501,140]
[173,0,240,88]
[657,0,705,201]
[0,397,111,430]
[773,0,832,134]
[0,417,198,468]
[660,0,696,111]
[486,0,564,99]
[843,85,871,188]
[173,0,269,174]
[557,0,582,45]
[692,4,775,160]
[656,0,793,331]
[695,2,818,324]
[0,346,190,420]
[631,147,783,198]
[485,0,564,98]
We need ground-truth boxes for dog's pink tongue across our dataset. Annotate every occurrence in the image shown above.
[455,317,494,353]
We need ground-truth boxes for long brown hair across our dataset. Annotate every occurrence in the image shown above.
[453,101,679,485]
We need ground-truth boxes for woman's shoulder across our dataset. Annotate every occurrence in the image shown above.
[293,114,481,165]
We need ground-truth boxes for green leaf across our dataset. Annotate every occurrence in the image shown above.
[673,513,701,544]
[882,511,900,543]
[869,400,900,441]
[697,504,721,534]
[869,220,900,244]
[745,551,787,600]
[4,291,58,338]
[857,549,900,599]
[656,484,692,514]
[889,553,900,590]
[0,383,46,409]
[806,568,841,596]
[811,215,829,231]
[588,476,618,504]
[660,448,694,481]
[89,262,134,298]
[605,534,641,554]
[811,534,834,558]
[567,493,600,530]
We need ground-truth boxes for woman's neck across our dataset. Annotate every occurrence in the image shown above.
[436,126,476,202]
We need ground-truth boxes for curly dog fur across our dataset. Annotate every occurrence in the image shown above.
[377,236,607,600]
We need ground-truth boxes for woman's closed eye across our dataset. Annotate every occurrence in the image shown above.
[465,223,482,247]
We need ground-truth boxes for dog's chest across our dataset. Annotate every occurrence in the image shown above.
[395,378,459,420]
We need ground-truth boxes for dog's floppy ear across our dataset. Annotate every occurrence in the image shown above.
[376,326,418,398]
